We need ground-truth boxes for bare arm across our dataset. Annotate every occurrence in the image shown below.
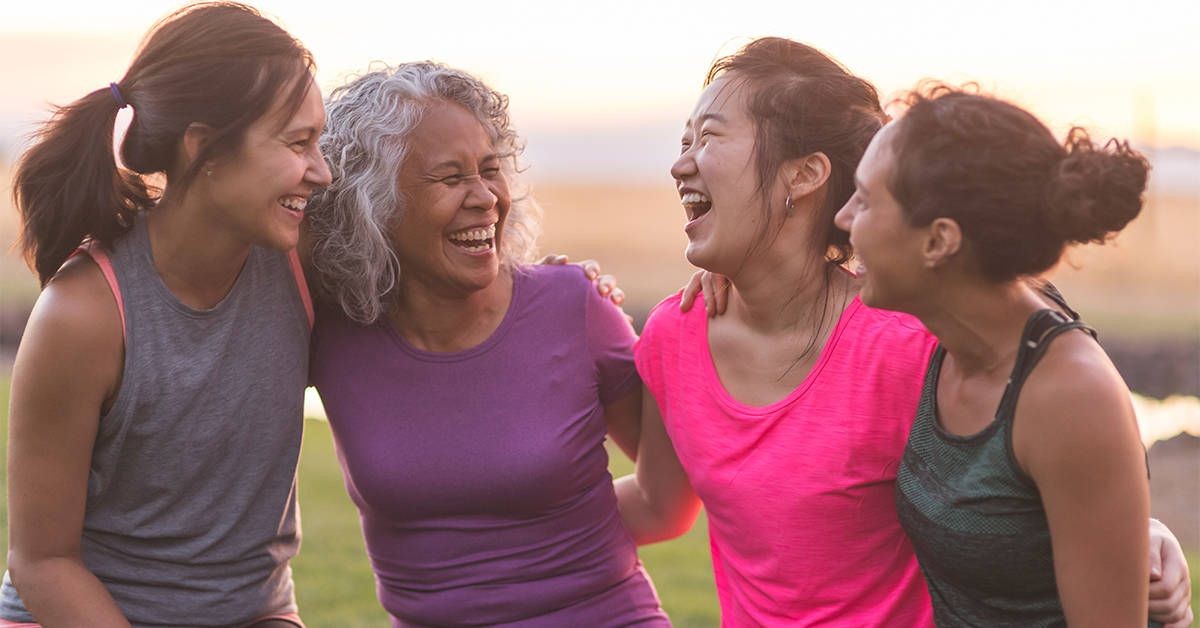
[614,385,702,545]
[604,385,642,462]
[1017,340,1149,627]
[7,257,130,627]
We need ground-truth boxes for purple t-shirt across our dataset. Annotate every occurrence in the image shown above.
[311,265,668,627]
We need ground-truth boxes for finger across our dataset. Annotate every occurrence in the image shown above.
[1148,579,1189,621]
[1150,596,1189,625]
[1149,533,1165,580]
[596,274,617,296]
[539,254,569,265]
[680,271,703,312]
[609,287,625,306]
[699,272,718,318]
[580,259,601,280]
[714,276,730,316]
[1164,607,1193,628]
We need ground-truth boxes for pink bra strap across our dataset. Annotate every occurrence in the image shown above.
[288,248,314,329]
[71,242,127,341]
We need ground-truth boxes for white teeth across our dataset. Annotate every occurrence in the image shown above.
[448,223,497,242]
[279,196,307,211]
[681,192,710,204]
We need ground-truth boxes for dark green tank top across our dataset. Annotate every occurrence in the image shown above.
[895,294,1155,627]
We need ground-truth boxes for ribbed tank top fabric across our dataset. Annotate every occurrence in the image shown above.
[896,304,1155,627]
[0,215,310,626]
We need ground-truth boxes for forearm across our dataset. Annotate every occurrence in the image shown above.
[615,474,698,545]
[9,555,129,627]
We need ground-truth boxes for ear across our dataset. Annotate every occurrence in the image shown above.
[784,152,832,200]
[181,122,215,171]
[923,217,962,268]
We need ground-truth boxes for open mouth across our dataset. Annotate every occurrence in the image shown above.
[447,223,497,254]
[682,192,712,221]
[279,195,307,217]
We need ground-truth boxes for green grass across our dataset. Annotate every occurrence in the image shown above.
[1,374,1195,626]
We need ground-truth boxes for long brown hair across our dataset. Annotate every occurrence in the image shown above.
[14,2,314,285]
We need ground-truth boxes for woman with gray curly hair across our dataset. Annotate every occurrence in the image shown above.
[306,61,669,626]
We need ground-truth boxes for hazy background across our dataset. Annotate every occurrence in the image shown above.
[1,0,1198,321]
[0,1,1197,623]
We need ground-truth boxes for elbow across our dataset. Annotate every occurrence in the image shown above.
[6,549,32,591]
[6,547,80,592]
[639,503,701,545]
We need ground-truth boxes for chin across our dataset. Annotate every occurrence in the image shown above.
[684,243,715,271]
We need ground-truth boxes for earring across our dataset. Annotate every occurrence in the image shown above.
[785,194,794,215]
[206,168,213,177]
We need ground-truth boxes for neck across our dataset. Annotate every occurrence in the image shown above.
[725,239,856,336]
[916,278,1047,375]
[389,269,514,353]
[146,193,255,309]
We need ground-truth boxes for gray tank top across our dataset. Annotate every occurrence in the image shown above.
[1,215,310,626]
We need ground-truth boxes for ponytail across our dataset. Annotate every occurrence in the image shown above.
[14,85,152,285]
[12,1,314,286]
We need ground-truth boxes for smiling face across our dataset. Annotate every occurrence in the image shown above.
[670,75,775,275]
[204,76,331,251]
[834,123,929,311]
[392,101,510,297]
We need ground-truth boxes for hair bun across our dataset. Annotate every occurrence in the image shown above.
[1045,128,1149,244]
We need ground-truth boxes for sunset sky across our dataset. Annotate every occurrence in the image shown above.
[1,0,1197,181]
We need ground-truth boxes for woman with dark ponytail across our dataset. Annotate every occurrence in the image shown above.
[835,87,1159,625]
[4,3,329,626]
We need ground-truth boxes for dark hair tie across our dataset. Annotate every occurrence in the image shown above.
[109,82,128,109]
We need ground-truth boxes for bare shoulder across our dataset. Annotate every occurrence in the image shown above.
[18,255,123,389]
[1013,329,1141,476]
[32,255,121,340]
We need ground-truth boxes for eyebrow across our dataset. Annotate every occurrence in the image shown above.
[282,125,321,137]
[854,176,870,194]
[428,153,502,171]
[683,111,729,131]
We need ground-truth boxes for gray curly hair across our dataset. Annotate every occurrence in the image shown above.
[308,61,542,324]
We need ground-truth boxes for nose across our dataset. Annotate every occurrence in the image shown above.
[308,147,333,187]
[465,175,499,210]
[670,144,696,183]
[833,198,856,233]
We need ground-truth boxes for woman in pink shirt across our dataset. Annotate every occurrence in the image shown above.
[616,37,1193,627]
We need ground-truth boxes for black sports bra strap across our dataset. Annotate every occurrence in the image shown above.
[995,310,1096,422]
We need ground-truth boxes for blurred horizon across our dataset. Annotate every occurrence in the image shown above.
[1,0,1199,184]
[1,0,1197,331]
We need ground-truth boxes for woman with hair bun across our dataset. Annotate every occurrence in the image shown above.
[835,87,1156,625]
[623,38,1191,626]
[4,3,328,625]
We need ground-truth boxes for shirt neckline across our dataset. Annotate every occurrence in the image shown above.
[383,269,523,363]
[699,295,863,417]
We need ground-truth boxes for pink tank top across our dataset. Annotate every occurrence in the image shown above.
[635,293,937,626]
